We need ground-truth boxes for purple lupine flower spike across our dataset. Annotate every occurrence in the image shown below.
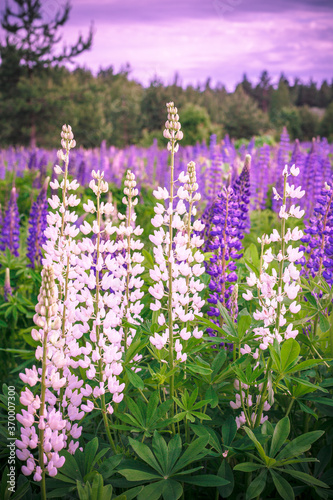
[27,177,49,268]
[299,181,333,285]
[0,186,20,257]
[232,154,251,233]
[206,186,243,335]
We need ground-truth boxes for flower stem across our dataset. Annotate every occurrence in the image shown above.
[168,142,175,419]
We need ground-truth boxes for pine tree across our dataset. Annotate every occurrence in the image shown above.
[0,0,93,146]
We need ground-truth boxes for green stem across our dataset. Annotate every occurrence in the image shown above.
[285,398,295,417]
[124,195,132,354]
[168,142,175,420]
[95,178,117,453]
[38,302,49,500]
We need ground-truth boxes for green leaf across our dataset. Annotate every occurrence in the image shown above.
[161,479,183,500]
[187,363,212,376]
[98,455,123,479]
[288,376,327,393]
[128,438,164,475]
[237,314,252,339]
[286,359,325,373]
[125,367,144,390]
[205,386,219,408]
[59,451,83,481]
[172,436,209,473]
[118,469,161,482]
[137,481,165,500]
[243,427,268,463]
[270,470,295,500]
[212,349,227,376]
[222,415,237,447]
[114,486,144,500]
[234,463,264,472]
[218,460,234,498]
[270,417,290,457]
[281,339,300,372]
[246,470,267,500]
[319,313,330,333]
[152,431,168,472]
[282,469,329,488]
[217,303,238,337]
[84,437,99,475]
[276,431,324,461]
[175,475,229,486]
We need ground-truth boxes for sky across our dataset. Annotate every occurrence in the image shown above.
[4,0,333,90]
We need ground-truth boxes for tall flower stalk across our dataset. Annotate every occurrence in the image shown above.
[163,102,183,409]
[238,164,305,427]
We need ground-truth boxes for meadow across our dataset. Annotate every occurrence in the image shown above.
[0,103,333,500]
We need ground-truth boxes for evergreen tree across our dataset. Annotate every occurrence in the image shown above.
[0,0,93,146]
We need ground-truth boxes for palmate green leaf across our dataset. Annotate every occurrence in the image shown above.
[276,431,324,461]
[319,313,330,333]
[91,473,112,500]
[187,363,212,376]
[270,470,295,500]
[217,303,238,337]
[161,479,183,500]
[297,400,318,419]
[125,367,144,390]
[174,474,229,487]
[114,486,144,500]
[222,415,237,447]
[243,427,268,463]
[282,469,329,488]
[146,391,159,423]
[84,438,99,475]
[218,460,234,498]
[246,470,267,500]
[286,359,325,373]
[128,437,164,475]
[205,386,219,407]
[270,417,290,457]
[195,315,225,337]
[234,463,264,472]
[172,436,209,473]
[237,314,252,339]
[281,339,300,372]
[58,451,83,481]
[97,455,123,479]
[137,481,166,500]
[212,349,227,377]
[165,434,182,474]
[118,469,162,482]
[152,431,168,472]
[288,376,328,393]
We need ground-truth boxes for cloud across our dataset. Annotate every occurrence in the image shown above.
[60,6,333,89]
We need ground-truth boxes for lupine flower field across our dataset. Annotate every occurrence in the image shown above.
[1,103,333,500]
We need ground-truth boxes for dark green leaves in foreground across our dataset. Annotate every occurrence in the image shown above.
[234,417,328,500]
[117,431,229,500]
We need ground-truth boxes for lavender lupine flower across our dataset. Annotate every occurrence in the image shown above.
[27,177,49,268]
[251,145,270,210]
[232,154,251,233]
[206,186,243,332]
[4,268,12,301]
[0,186,20,257]
[298,181,333,284]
